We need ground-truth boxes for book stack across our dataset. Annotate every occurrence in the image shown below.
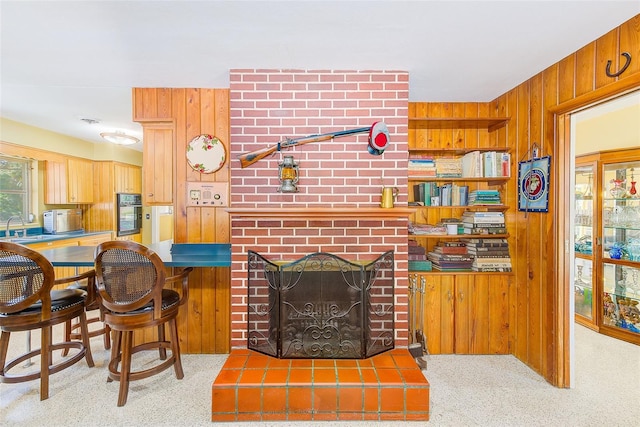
[427,241,473,271]
[438,183,469,206]
[468,189,502,206]
[461,211,506,235]
[408,240,432,271]
[408,239,427,261]
[408,157,436,177]
[434,158,462,178]
[460,238,512,272]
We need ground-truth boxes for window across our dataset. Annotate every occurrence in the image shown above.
[0,156,32,223]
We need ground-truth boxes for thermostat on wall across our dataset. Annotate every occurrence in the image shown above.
[186,182,229,207]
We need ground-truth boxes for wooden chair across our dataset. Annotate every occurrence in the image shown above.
[0,242,95,400]
[94,240,192,406]
[63,280,111,354]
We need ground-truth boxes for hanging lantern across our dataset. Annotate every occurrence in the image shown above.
[278,155,299,193]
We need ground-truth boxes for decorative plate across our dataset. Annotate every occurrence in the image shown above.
[186,134,226,173]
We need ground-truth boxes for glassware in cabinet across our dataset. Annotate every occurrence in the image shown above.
[602,263,640,334]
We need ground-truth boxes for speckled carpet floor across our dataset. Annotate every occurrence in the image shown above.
[2,323,638,426]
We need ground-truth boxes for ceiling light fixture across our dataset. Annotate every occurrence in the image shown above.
[100,131,140,145]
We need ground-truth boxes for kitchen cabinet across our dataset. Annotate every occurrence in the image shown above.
[142,122,174,205]
[412,272,510,354]
[44,158,94,204]
[574,148,640,345]
[114,162,142,194]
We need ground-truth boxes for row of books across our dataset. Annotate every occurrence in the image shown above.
[461,150,511,178]
[424,238,513,272]
[412,182,471,206]
[408,151,511,179]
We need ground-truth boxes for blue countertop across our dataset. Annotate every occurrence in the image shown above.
[39,240,231,268]
[2,230,111,245]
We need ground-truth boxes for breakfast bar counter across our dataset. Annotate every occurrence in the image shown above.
[39,240,232,268]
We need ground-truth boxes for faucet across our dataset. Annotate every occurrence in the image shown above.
[5,216,26,239]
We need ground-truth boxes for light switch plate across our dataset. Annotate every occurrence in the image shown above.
[186,182,229,207]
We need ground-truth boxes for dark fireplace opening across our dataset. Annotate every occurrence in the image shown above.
[247,251,395,359]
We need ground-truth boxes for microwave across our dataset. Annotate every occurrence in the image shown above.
[43,209,84,234]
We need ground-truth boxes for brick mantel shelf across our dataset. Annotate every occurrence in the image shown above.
[226,207,416,219]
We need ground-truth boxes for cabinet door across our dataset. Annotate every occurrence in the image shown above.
[67,158,94,203]
[114,163,142,194]
[421,274,455,354]
[44,160,68,204]
[142,123,174,205]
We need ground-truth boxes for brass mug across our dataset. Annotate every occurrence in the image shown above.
[381,187,399,208]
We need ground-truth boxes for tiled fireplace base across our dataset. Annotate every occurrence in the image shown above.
[211,348,430,422]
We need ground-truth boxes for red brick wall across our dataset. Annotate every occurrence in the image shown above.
[228,69,410,349]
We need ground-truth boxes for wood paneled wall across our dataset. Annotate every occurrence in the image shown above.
[491,14,639,387]
[132,88,231,354]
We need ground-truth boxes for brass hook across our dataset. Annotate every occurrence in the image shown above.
[606,52,631,78]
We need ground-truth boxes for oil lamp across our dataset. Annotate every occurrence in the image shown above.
[277,155,299,193]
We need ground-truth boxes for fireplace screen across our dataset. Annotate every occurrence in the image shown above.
[247,251,394,359]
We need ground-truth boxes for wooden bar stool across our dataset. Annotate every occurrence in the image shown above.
[0,242,95,400]
[94,240,192,406]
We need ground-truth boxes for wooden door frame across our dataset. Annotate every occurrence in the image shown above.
[549,73,640,387]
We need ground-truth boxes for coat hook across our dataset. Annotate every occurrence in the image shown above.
[606,52,631,78]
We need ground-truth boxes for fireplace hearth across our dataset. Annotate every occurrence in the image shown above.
[247,251,395,359]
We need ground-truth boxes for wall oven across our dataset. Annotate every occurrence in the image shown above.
[116,193,143,236]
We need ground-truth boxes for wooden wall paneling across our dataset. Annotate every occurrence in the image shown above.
[574,42,596,97]
[618,15,640,78]
[463,102,480,149]
[171,89,186,243]
[557,55,576,104]
[183,89,205,353]
[133,88,158,121]
[542,64,560,382]
[156,88,173,119]
[514,82,530,363]
[528,74,544,372]
[427,103,443,148]
[595,28,620,89]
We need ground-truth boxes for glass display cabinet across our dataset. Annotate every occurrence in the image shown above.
[601,159,640,340]
[574,163,596,327]
[575,148,640,345]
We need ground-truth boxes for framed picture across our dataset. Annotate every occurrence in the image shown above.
[518,156,551,212]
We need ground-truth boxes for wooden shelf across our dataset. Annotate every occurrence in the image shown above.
[226,207,416,219]
[409,270,513,275]
[410,234,509,239]
[408,176,510,184]
[408,147,511,154]
[408,117,510,131]
[410,204,509,211]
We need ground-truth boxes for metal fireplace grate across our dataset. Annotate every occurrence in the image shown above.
[247,251,395,359]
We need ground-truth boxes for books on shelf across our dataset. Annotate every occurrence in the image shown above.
[434,158,462,178]
[428,241,473,271]
[468,189,502,205]
[461,150,483,177]
[482,151,511,178]
[408,157,436,177]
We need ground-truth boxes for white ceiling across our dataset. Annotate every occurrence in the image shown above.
[1,1,639,152]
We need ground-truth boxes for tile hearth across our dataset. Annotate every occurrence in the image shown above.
[211,348,429,422]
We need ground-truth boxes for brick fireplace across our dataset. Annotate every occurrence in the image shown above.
[212,69,428,422]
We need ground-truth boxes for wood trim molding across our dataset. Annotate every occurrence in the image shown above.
[549,73,640,115]
[227,207,416,219]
